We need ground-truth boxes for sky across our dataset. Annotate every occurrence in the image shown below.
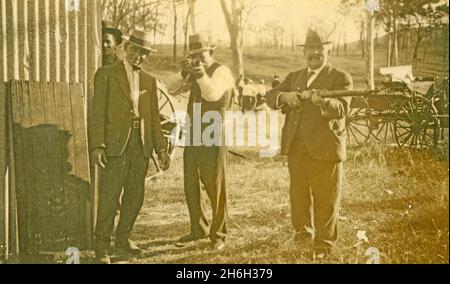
[160,0,363,45]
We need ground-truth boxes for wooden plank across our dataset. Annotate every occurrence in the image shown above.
[59,0,70,82]
[41,81,64,251]
[11,0,19,80]
[54,82,81,249]
[0,82,7,258]
[69,83,91,249]
[9,80,30,254]
[50,0,60,82]
[0,0,6,81]
[80,0,88,100]
[5,1,14,80]
[38,0,50,81]
[69,5,79,82]
[49,82,68,250]
[29,0,40,81]
[27,81,49,252]
[86,0,102,116]
[17,80,37,254]
[6,83,19,256]
[16,0,24,80]
[21,0,30,80]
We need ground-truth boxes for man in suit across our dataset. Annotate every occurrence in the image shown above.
[90,29,170,264]
[176,33,234,251]
[266,26,353,259]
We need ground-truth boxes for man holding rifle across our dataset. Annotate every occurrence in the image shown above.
[266,26,353,259]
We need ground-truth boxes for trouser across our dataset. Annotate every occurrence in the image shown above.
[241,96,255,112]
[94,129,149,249]
[287,140,343,250]
[183,146,227,242]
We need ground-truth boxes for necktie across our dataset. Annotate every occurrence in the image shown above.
[307,70,315,88]
[132,65,141,71]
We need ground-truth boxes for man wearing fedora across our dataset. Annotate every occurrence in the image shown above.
[176,33,234,251]
[266,26,353,259]
[90,29,170,263]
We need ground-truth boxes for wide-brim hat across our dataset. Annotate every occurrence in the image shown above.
[189,33,216,55]
[297,26,332,47]
[122,29,157,53]
[102,21,123,44]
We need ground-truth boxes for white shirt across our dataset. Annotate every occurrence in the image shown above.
[196,64,235,102]
[307,64,326,88]
[123,60,140,117]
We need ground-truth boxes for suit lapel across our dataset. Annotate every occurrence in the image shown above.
[308,64,331,90]
[293,68,308,91]
[114,62,133,105]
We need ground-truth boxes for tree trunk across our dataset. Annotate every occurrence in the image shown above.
[184,11,190,52]
[387,32,392,67]
[189,0,197,33]
[343,28,348,57]
[231,39,244,77]
[392,16,398,66]
[173,1,177,63]
[219,0,245,77]
[336,28,342,57]
[386,13,392,67]
[360,20,365,59]
[366,11,375,90]
[413,34,424,62]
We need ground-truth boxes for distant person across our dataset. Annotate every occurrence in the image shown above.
[235,74,244,105]
[271,75,280,89]
[90,29,170,264]
[241,78,257,112]
[256,79,267,106]
[102,22,123,66]
[266,26,353,260]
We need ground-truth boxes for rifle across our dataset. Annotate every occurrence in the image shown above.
[296,89,379,100]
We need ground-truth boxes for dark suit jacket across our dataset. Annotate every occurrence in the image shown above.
[267,64,353,162]
[89,61,166,158]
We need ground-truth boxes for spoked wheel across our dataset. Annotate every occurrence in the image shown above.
[345,107,371,146]
[368,111,397,145]
[394,96,436,149]
[148,82,182,178]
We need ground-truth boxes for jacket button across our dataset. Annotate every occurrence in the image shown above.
[130,110,133,113]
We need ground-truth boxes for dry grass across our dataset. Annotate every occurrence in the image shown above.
[130,143,448,264]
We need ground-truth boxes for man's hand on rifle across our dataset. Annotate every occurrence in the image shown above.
[278,92,302,109]
[310,89,330,107]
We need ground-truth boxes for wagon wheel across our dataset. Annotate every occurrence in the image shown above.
[368,111,397,145]
[393,96,436,149]
[148,82,181,178]
[345,106,371,146]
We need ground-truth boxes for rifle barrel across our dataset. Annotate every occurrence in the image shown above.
[319,89,377,98]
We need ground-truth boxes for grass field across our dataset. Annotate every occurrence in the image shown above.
[123,44,449,264]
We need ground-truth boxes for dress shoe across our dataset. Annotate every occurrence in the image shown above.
[94,247,111,264]
[95,254,111,264]
[116,239,143,256]
[211,239,226,251]
[312,247,331,261]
